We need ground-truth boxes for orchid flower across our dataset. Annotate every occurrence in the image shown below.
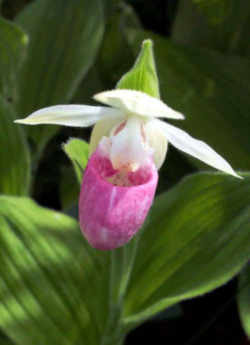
[15,89,240,250]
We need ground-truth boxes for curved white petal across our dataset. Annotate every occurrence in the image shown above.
[155,119,241,178]
[109,117,153,171]
[144,120,168,169]
[15,104,124,127]
[89,114,125,156]
[94,89,185,120]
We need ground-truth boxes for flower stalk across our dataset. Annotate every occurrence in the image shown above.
[101,239,139,345]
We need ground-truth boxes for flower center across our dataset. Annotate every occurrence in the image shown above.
[92,147,155,188]
[106,170,134,187]
[108,117,152,172]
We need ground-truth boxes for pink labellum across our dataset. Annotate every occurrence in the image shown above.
[79,147,158,250]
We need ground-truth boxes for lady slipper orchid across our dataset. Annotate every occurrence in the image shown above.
[15,89,241,250]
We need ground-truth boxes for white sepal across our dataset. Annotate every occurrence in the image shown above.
[15,105,124,127]
[94,89,185,120]
[156,119,241,178]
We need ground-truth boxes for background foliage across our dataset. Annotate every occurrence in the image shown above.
[0,0,250,344]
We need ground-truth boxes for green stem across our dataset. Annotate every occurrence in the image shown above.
[101,237,139,345]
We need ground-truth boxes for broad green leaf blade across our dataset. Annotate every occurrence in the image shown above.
[15,0,104,149]
[126,30,250,171]
[0,95,30,195]
[173,0,250,56]
[117,39,160,98]
[238,264,250,338]
[0,16,28,101]
[63,138,89,184]
[0,196,109,345]
[124,173,250,329]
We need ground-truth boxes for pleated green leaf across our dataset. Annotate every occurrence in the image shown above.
[15,0,104,150]
[0,16,28,101]
[0,96,30,195]
[238,264,250,338]
[126,30,250,171]
[0,196,109,345]
[123,173,250,329]
[63,138,89,184]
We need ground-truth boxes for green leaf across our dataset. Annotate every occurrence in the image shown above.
[238,264,250,338]
[0,196,109,345]
[173,0,250,56]
[123,173,250,329]
[15,0,104,151]
[117,39,160,98]
[63,138,89,184]
[125,30,250,171]
[0,95,30,195]
[0,16,28,101]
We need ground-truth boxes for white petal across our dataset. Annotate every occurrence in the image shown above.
[15,104,124,127]
[89,114,125,156]
[144,120,168,169]
[109,117,153,171]
[94,89,185,120]
[156,119,241,178]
